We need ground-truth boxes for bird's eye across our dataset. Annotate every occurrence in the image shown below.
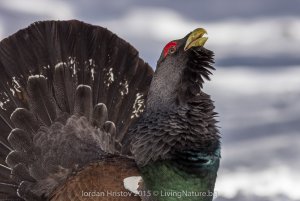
[163,41,178,58]
[168,46,176,54]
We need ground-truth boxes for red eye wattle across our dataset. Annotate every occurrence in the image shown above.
[163,41,177,58]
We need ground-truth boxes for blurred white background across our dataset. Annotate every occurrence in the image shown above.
[1,1,299,200]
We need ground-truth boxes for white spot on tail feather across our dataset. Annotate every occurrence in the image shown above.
[67,56,77,76]
[68,56,76,65]
[10,88,15,96]
[42,65,50,70]
[88,58,93,66]
[0,92,10,111]
[104,68,114,87]
[108,68,114,82]
[120,80,129,96]
[12,76,21,92]
[28,74,47,79]
[91,68,95,81]
[87,59,96,81]
[54,61,67,69]
[131,93,145,119]
[0,102,6,110]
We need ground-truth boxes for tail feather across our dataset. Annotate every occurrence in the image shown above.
[0,20,154,200]
[0,163,13,183]
[5,151,32,168]
[27,76,57,126]
[7,129,33,153]
[0,182,19,199]
[73,85,92,119]
[0,143,11,166]
[53,64,76,113]
[18,181,41,201]
[12,164,35,183]
[0,140,12,152]
[10,109,39,134]
[92,103,108,127]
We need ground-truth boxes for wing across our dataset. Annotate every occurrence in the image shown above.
[0,20,153,200]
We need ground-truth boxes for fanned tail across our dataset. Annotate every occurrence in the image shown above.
[0,20,153,200]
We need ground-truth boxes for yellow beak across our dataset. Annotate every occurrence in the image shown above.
[184,28,208,51]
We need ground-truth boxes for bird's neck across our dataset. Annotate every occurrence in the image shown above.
[140,161,219,201]
[146,64,183,111]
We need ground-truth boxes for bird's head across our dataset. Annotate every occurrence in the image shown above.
[147,28,215,110]
[158,27,208,63]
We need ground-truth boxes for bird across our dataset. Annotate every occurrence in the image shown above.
[0,20,220,201]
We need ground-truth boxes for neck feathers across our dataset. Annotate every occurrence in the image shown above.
[146,47,215,111]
